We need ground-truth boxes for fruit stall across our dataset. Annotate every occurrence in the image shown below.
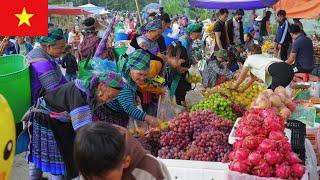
[127,62,320,180]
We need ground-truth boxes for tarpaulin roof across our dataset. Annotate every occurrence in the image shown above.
[189,0,279,10]
[78,3,105,15]
[49,5,92,16]
[273,0,320,19]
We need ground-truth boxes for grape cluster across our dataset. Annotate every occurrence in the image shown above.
[137,130,163,157]
[158,110,233,162]
[191,93,237,122]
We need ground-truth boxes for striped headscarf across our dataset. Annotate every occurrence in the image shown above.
[38,28,64,45]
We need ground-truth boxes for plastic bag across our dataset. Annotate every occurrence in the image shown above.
[185,90,204,109]
[305,139,318,180]
[306,126,320,165]
[90,57,117,73]
[127,105,148,137]
[186,65,202,84]
[157,88,176,121]
[290,104,316,127]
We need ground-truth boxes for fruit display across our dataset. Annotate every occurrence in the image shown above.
[158,110,233,162]
[229,108,305,179]
[250,86,296,120]
[261,40,274,53]
[204,81,265,108]
[191,93,237,122]
[186,73,202,84]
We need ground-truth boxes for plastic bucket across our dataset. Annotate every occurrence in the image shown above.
[164,35,177,48]
[114,33,129,42]
[0,55,31,123]
[114,47,127,61]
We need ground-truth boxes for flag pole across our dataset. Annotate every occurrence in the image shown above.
[134,0,143,25]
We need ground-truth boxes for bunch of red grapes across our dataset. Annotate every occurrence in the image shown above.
[158,110,233,162]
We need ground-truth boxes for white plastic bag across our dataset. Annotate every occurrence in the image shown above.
[305,139,318,180]
[186,65,202,84]
[157,88,176,121]
[185,90,204,109]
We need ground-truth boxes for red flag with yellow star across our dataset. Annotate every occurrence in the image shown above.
[0,0,48,36]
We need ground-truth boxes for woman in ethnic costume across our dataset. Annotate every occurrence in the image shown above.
[93,49,161,128]
[27,71,125,179]
[26,28,68,180]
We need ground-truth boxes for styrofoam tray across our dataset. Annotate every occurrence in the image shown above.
[159,159,229,180]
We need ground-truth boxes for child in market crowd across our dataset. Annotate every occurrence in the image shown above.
[202,49,234,88]
[166,41,192,105]
[61,45,78,81]
[74,122,171,180]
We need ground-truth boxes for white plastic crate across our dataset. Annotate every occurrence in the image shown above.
[159,159,229,180]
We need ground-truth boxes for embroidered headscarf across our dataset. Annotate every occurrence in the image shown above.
[38,28,64,45]
[214,49,229,60]
[82,70,126,90]
[185,23,203,35]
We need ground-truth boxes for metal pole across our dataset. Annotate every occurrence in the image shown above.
[134,0,143,25]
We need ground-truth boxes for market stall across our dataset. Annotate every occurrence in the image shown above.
[188,0,279,10]
[48,5,92,29]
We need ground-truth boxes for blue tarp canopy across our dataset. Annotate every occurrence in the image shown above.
[189,0,279,10]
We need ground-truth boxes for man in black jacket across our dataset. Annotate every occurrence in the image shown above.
[62,45,78,81]
[226,9,245,46]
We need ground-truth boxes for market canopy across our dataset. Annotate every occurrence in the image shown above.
[273,0,320,19]
[78,3,105,15]
[49,5,92,16]
[188,0,279,10]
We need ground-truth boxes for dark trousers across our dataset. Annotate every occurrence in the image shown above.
[268,62,294,90]
[280,43,290,61]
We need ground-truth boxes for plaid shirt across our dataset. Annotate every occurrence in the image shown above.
[202,59,233,88]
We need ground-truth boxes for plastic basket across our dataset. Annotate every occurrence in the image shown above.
[286,119,306,164]
[0,55,31,123]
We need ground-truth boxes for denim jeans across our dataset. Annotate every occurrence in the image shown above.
[65,73,77,82]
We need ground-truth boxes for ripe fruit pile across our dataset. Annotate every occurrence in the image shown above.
[158,110,233,162]
[204,81,264,108]
[261,40,274,53]
[250,86,296,120]
[191,93,237,122]
[229,108,305,179]
[186,73,202,84]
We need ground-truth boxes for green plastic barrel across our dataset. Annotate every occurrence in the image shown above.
[0,55,31,123]
[114,47,127,61]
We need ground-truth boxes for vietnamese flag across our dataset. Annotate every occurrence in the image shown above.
[0,0,48,36]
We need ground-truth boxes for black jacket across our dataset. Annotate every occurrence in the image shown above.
[61,53,78,74]
[226,18,244,45]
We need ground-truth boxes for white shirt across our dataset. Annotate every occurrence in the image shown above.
[243,54,282,87]
[233,18,241,45]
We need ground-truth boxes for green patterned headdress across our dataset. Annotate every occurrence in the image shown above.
[125,49,150,72]
[38,28,64,45]
[186,23,203,35]
[82,70,126,90]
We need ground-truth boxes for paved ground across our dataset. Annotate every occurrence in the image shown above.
[11,153,29,180]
